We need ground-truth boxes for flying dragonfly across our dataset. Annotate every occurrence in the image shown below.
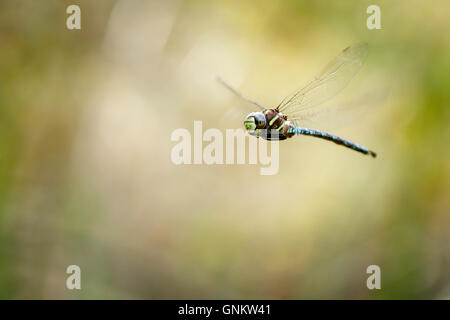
[215,43,377,157]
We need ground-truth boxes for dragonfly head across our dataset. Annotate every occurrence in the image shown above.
[244,112,266,135]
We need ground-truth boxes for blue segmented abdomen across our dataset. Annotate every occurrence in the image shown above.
[288,126,376,157]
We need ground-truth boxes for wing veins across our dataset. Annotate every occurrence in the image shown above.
[277,43,369,116]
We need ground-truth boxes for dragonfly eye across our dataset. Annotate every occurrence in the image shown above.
[244,116,257,131]
[253,112,267,128]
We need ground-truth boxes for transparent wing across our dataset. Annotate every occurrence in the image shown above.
[278,43,369,116]
[213,75,263,126]
[214,75,265,110]
[289,89,387,130]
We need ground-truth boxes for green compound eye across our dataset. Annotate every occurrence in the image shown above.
[245,122,256,130]
[244,118,256,131]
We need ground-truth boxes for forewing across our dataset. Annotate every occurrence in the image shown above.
[278,43,369,116]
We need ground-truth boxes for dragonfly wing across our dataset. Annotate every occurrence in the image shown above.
[288,90,387,130]
[278,43,369,116]
[214,75,265,110]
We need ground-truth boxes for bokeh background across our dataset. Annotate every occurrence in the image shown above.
[0,0,449,299]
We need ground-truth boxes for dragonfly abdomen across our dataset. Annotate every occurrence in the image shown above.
[290,126,377,157]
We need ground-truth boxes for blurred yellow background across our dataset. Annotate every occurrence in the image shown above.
[0,0,449,299]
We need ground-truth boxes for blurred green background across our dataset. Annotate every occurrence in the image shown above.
[0,0,449,299]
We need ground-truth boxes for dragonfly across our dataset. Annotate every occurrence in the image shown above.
[215,43,377,157]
